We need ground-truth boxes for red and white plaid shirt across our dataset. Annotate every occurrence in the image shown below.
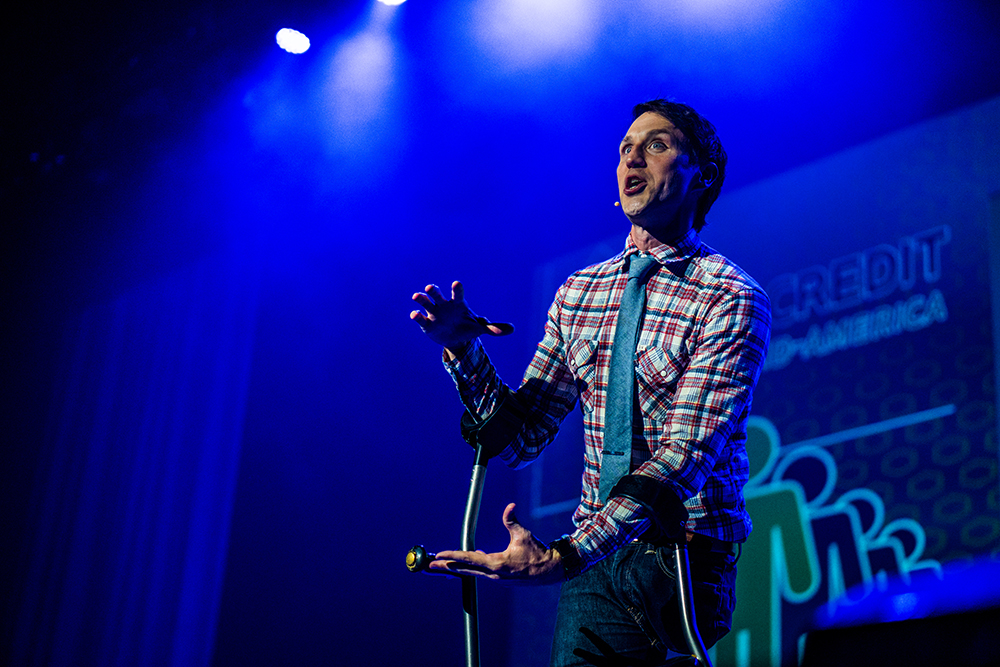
[445,230,771,577]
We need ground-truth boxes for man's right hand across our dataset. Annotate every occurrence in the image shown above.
[410,281,514,358]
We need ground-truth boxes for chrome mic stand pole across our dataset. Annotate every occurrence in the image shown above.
[406,442,489,667]
[673,541,713,667]
[460,443,488,667]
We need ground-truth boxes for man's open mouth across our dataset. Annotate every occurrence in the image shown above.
[624,176,645,194]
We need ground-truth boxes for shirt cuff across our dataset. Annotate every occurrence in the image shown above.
[442,338,485,372]
[548,537,584,580]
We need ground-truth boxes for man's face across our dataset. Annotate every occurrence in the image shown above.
[617,112,703,237]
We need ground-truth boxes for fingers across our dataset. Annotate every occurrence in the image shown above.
[427,550,500,580]
[425,284,447,303]
[486,321,516,337]
[433,549,487,563]
[429,564,499,580]
[502,502,519,527]
[411,284,450,327]
[502,503,533,544]
[411,281,515,346]
[472,315,514,337]
[411,282,461,316]
[411,283,445,317]
[411,292,436,310]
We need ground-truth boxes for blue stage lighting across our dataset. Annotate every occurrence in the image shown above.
[377,0,406,5]
[276,28,310,54]
[471,0,599,70]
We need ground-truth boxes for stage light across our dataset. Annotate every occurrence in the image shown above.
[323,29,395,134]
[376,0,406,5]
[472,0,599,70]
[276,28,310,54]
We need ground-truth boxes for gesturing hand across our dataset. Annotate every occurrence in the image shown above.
[410,281,514,353]
[426,503,565,586]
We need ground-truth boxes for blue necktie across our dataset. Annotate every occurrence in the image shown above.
[598,254,659,504]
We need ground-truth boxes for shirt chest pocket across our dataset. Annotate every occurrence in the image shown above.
[635,346,689,422]
[567,338,598,414]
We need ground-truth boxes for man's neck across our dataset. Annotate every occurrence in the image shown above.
[629,220,694,253]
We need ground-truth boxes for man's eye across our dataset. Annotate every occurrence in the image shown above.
[623,146,632,155]
[649,141,666,151]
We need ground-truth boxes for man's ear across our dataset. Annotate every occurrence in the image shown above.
[698,162,719,189]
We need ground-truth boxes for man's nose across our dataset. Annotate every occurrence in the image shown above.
[625,148,646,167]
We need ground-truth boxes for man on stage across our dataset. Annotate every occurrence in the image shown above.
[410,99,771,665]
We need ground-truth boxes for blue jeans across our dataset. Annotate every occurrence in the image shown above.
[549,541,737,666]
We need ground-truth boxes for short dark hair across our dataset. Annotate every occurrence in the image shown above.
[632,99,727,231]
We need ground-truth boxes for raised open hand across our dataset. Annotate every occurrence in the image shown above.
[425,503,564,585]
[410,281,514,352]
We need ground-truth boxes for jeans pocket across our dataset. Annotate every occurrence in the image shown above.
[653,547,734,649]
[691,580,729,647]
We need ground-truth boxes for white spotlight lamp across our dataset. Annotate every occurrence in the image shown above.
[276,28,311,54]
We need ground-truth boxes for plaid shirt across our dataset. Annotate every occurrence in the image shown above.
[445,230,771,577]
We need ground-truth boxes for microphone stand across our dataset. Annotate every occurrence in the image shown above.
[407,442,489,667]
[460,444,488,667]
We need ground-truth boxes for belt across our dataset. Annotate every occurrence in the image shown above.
[634,531,738,555]
[685,531,737,555]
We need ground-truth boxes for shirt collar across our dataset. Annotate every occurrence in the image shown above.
[619,227,702,269]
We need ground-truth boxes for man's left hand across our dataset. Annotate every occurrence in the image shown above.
[427,503,564,585]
